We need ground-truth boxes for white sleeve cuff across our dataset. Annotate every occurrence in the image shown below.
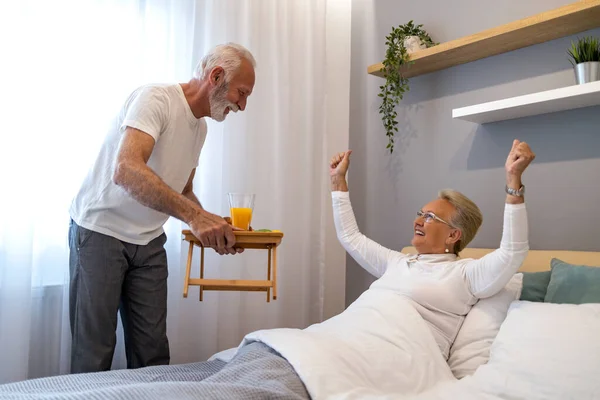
[331,191,350,199]
[505,202,526,210]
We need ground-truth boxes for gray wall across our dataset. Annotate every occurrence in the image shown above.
[347,0,600,306]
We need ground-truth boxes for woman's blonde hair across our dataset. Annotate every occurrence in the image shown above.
[438,189,483,255]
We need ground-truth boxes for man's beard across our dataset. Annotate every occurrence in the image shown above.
[209,82,239,122]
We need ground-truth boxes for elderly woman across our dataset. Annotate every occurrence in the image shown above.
[329,139,535,359]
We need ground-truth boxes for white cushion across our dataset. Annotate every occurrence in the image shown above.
[472,301,600,399]
[447,273,523,378]
[417,301,600,400]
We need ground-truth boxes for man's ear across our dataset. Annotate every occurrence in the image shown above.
[209,66,224,86]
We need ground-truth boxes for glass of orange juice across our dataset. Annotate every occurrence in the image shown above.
[228,193,255,230]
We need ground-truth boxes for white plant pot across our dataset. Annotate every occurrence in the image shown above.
[403,36,426,53]
[574,62,600,84]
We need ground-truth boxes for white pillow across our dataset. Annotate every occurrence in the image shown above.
[447,273,523,379]
[472,301,600,399]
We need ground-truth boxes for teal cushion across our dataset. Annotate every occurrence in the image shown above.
[519,271,551,302]
[544,258,600,304]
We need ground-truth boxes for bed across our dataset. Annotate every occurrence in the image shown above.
[0,248,599,400]
[209,247,600,399]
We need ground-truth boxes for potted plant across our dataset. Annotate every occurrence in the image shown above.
[567,36,600,85]
[378,21,436,153]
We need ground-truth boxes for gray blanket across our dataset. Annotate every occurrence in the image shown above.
[0,342,310,400]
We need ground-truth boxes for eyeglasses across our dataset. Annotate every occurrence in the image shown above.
[416,210,453,227]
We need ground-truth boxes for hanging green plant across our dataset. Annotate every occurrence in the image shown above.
[378,21,436,153]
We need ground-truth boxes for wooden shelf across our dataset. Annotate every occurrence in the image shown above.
[367,0,600,78]
[452,80,600,123]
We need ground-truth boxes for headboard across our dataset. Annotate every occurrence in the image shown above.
[400,247,600,272]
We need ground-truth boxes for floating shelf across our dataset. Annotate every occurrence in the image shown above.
[367,0,600,79]
[452,80,600,124]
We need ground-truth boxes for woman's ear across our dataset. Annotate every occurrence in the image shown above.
[447,229,462,245]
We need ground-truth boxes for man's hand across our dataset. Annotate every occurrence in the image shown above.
[224,216,253,231]
[223,216,246,254]
[188,210,239,255]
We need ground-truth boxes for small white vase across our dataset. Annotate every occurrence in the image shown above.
[403,36,427,53]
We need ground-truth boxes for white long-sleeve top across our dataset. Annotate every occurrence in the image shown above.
[332,191,529,359]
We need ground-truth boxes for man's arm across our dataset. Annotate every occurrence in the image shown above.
[113,127,236,254]
[182,168,203,209]
[113,127,201,223]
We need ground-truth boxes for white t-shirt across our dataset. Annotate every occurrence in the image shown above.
[70,83,208,245]
[331,191,529,359]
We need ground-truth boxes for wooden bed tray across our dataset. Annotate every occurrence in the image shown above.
[182,230,284,302]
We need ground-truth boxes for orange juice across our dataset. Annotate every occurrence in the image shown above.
[230,207,253,230]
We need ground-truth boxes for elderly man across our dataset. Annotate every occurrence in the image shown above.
[68,43,256,373]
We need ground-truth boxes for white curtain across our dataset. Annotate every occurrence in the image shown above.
[0,0,350,383]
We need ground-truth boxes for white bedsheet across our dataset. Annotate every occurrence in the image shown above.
[238,289,456,399]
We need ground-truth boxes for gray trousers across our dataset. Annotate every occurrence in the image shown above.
[68,220,170,373]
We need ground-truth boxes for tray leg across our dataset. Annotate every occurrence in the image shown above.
[199,246,205,301]
[272,245,277,300]
[183,241,194,298]
[266,246,272,302]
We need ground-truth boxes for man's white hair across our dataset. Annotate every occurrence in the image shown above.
[195,42,256,83]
